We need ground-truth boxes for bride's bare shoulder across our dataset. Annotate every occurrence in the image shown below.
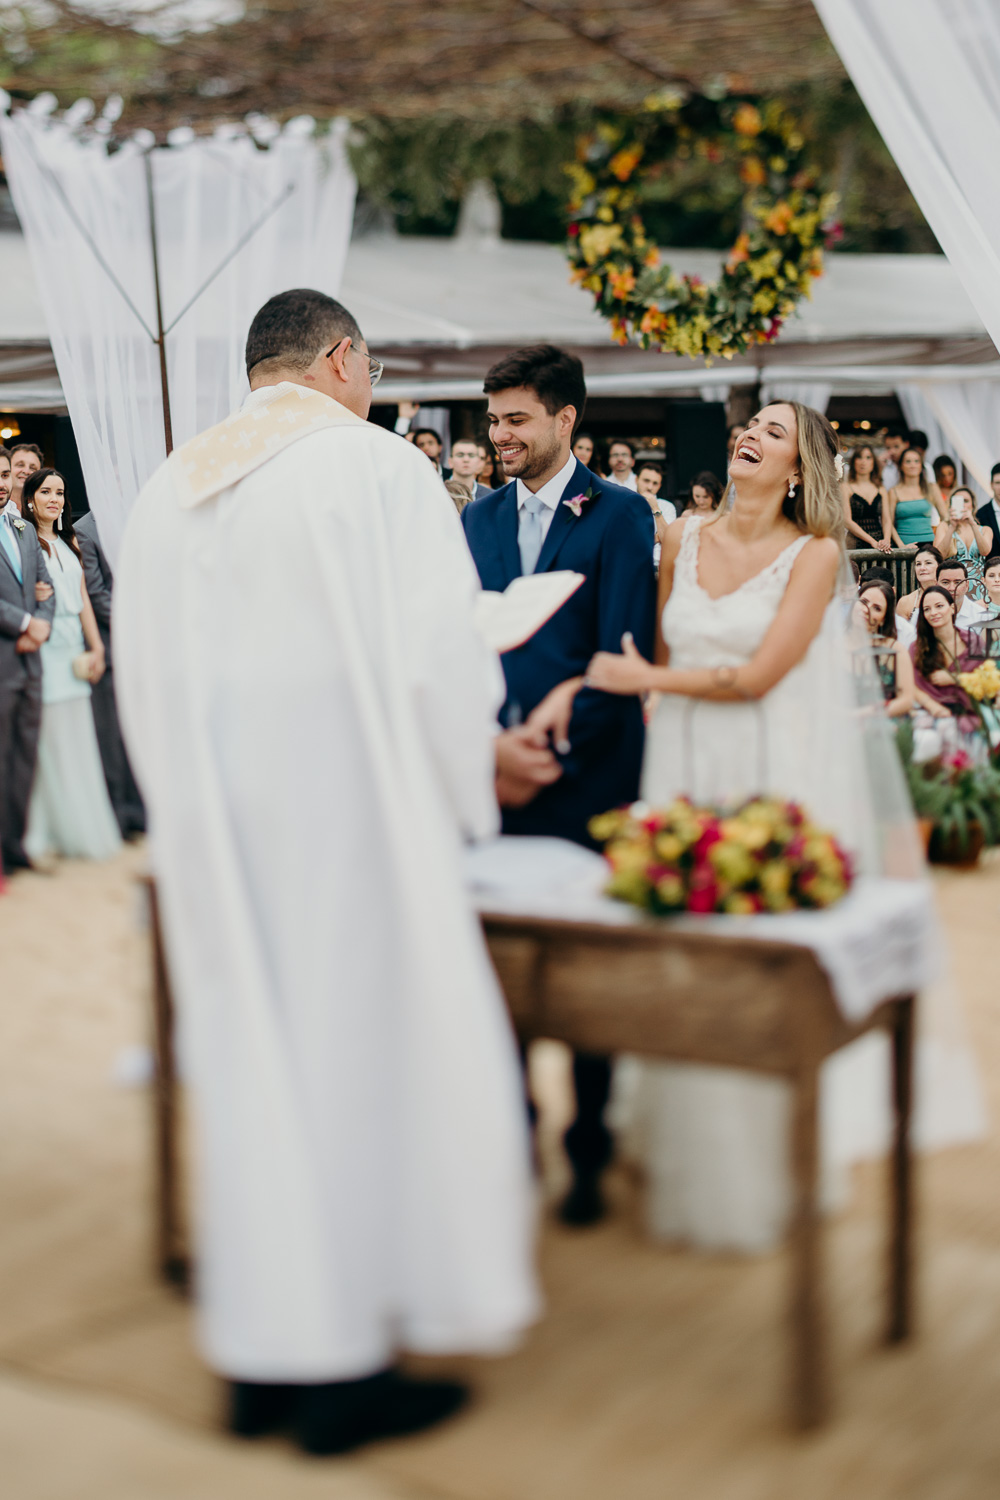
[792,533,841,578]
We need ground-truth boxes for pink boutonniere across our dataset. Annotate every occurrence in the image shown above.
[563,484,597,518]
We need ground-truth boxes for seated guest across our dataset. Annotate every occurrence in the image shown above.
[975,462,1000,541]
[897,543,943,621]
[448,439,491,501]
[477,442,501,490]
[74,508,145,837]
[933,455,958,513]
[842,444,890,551]
[934,486,993,600]
[683,470,724,515]
[636,462,676,527]
[0,451,55,872]
[856,579,915,716]
[21,469,120,861]
[982,554,1000,614]
[9,441,42,515]
[909,584,992,741]
[937,557,988,630]
[444,477,473,513]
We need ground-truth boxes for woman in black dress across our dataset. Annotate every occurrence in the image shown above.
[841,444,891,551]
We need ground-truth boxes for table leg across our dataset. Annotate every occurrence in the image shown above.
[149,884,189,1290]
[788,1063,826,1429]
[887,994,915,1343]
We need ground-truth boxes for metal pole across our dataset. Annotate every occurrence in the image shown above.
[144,149,174,457]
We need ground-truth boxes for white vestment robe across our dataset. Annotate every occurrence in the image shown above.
[114,383,539,1380]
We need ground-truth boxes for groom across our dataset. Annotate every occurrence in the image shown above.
[462,344,657,1224]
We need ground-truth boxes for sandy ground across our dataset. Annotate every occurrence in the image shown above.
[2,842,1000,1499]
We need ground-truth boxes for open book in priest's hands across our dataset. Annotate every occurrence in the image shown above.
[473,571,585,654]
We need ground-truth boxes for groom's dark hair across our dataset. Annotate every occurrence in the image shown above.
[484,344,587,432]
[245,289,362,378]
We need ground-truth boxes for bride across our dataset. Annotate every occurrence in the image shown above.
[570,401,982,1251]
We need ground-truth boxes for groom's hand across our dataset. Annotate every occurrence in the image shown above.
[495,726,563,807]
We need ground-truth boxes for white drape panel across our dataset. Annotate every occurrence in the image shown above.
[895,386,954,470]
[0,108,356,565]
[759,381,833,415]
[814,0,1000,355]
[903,380,1000,495]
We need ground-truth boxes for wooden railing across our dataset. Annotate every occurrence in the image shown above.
[850,547,917,599]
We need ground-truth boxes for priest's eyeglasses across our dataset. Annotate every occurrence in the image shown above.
[327,340,383,388]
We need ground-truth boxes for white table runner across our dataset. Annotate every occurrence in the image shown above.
[465,836,937,1025]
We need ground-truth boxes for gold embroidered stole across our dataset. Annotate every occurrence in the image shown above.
[171,384,367,509]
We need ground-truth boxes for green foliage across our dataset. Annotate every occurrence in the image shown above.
[895,720,1000,853]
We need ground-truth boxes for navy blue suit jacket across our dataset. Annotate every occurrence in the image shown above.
[462,460,657,846]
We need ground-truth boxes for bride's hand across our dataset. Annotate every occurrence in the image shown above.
[525,676,583,752]
[584,633,654,695]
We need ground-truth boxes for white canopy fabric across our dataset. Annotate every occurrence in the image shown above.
[0,105,356,564]
[814,0,1000,487]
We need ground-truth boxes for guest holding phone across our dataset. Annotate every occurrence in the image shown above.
[934,485,993,601]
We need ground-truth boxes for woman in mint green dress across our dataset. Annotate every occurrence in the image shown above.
[889,446,945,547]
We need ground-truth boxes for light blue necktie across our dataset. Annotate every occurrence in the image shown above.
[518,492,545,576]
[0,515,22,583]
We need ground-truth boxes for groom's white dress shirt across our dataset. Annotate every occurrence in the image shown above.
[515,453,578,547]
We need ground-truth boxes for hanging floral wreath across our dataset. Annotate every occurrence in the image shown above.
[565,93,838,362]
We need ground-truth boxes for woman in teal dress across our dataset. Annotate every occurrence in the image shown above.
[21,468,121,861]
[934,485,994,602]
[889,446,945,547]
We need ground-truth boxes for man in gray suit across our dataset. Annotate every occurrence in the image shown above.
[75,510,145,837]
[0,461,55,871]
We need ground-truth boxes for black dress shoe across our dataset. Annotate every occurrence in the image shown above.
[296,1368,468,1456]
[558,1174,606,1227]
[228,1380,298,1437]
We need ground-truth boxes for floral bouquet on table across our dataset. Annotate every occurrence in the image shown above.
[956,659,1000,704]
[588,797,853,916]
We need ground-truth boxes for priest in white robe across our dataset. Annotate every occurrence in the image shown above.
[114,289,539,1455]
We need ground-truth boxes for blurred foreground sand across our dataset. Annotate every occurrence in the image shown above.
[2,844,999,1500]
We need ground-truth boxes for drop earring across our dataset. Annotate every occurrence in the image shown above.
[787,478,796,499]
[57,510,63,531]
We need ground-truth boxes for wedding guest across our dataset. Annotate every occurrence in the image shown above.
[897,543,943,624]
[933,455,958,512]
[392,399,419,437]
[888,446,946,547]
[636,462,676,525]
[9,441,42,515]
[937,557,989,629]
[683,470,724,515]
[879,426,910,489]
[572,432,596,468]
[411,428,451,478]
[842,444,890,551]
[982,554,1000,614]
[975,462,1000,540]
[74,508,145,837]
[856,579,916,716]
[934,486,993,600]
[444,477,473,513]
[461,343,657,1227]
[449,439,491,501]
[21,469,120,861]
[477,443,501,490]
[607,439,637,490]
[910,584,983,732]
[0,456,54,871]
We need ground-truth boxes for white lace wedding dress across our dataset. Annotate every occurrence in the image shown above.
[617,515,985,1252]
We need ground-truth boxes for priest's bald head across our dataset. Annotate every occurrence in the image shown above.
[245,288,375,418]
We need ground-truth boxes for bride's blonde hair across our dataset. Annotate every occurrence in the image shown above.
[722,402,845,540]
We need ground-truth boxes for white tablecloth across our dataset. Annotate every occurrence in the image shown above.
[465,836,938,1025]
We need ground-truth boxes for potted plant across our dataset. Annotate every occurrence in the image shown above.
[896,720,1000,866]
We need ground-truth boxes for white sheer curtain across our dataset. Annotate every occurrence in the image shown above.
[0,103,356,564]
[814,0,1000,355]
[759,380,833,415]
[905,380,1000,494]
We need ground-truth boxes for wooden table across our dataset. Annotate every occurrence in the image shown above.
[145,885,915,1431]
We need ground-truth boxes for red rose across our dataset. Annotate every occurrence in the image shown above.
[693,825,723,860]
[687,863,719,913]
